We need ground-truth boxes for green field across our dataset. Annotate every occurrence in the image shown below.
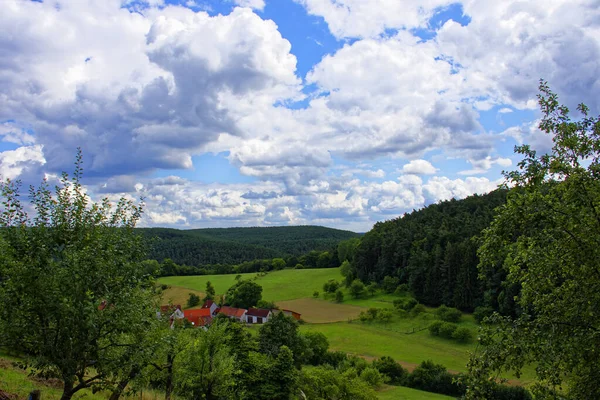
[159,268,343,302]
[377,385,454,400]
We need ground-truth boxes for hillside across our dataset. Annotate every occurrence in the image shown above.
[351,189,509,312]
[137,225,359,266]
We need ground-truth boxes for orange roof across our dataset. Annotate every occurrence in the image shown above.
[183,308,212,327]
[218,306,247,318]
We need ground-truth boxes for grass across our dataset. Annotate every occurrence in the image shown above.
[377,385,454,399]
[159,285,205,309]
[159,268,343,302]
[276,298,366,323]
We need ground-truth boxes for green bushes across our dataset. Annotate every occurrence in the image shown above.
[452,327,473,343]
[393,298,418,311]
[186,292,200,308]
[429,321,473,343]
[473,305,494,323]
[436,305,462,322]
[407,360,463,397]
[358,308,393,324]
[372,356,407,385]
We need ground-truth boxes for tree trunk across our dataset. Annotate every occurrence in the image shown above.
[60,381,74,400]
[109,368,139,400]
[165,354,174,400]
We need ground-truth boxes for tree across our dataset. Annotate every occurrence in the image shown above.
[0,151,156,400]
[335,289,344,303]
[301,331,329,365]
[187,293,200,308]
[349,279,365,298]
[272,258,286,270]
[226,280,262,309]
[258,312,304,365]
[466,82,600,399]
[372,356,407,385]
[204,281,216,301]
[323,279,340,294]
[366,282,378,297]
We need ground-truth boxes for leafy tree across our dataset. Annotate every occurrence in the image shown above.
[372,356,407,385]
[466,82,600,399]
[334,289,344,303]
[174,324,234,399]
[313,291,319,298]
[204,281,216,301]
[299,365,377,400]
[382,276,399,293]
[408,360,462,397]
[272,258,286,270]
[435,305,462,323]
[0,152,156,400]
[377,309,393,325]
[349,279,366,298]
[323,279,340,294]
[302,332,329,365]
[225,280,262,309]
[366,282,378,296]
[186,293,200,308]
[360,367,384,388]
[258,312,304,364]
[317,251,333,269]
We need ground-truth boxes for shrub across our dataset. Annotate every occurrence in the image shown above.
[372,356,407,385]
[322,350,347,368]
[323,279,340,294]
[428,321,444,336]
[438,322,458,338]
[382,276,399,293]
[473,306,495,324]
[367,282,378,296]
[410,303,426,316]
[492,384,533,400]
[377,309,393,324]
[186,292,200,308]
[436,305,462,323]
[313,291,319,298]
[407,360,463,397]
[350,279,366,298]
[452,327,473,343]
[394,298,418,311]
[394,283,409,295]
[335,289,344,303]
[160,284,169,290]
[360,367,384,388]
[294,263,304,269]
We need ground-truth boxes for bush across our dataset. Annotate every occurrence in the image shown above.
[372,356,407,385]
[350,279,366,298]
[452,327,473,343]
[407,360,464,397]
[438,322,458,338]
[492,385,533,400]
[313,291,319,298]
[394,298,418,311]
[436,305,462,323]
[322,350,347,368]
[323,279,341,294]
[410,303,426,316]
[360,367,384,388]
[335,289,344,303]
[394,283,409,295]
[186,292,200,308]
[382,276,399,293]
[473,306,495,324]
[428,321,444,336]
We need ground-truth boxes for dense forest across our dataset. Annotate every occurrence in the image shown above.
[137,226,359,266]
[350,189,509,312]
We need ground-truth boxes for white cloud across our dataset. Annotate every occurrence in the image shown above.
[424,176,500,202]
[0,145,46,180]
[402,159,438,175]
[233,0,266,11]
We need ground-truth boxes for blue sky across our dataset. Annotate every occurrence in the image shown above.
[0,0,598,231]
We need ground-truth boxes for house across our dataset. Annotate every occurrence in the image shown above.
[183,308,213,328]
[246,308,272,324]
[218,306,247,322]
[201,299,218,316]
[281,309,301,321]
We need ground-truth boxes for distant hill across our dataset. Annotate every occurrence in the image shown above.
[137,225,359,266]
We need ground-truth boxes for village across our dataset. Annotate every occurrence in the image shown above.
[160,300,301,328]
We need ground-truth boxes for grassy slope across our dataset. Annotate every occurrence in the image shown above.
[159,268,342,302]
[377,385,454,400]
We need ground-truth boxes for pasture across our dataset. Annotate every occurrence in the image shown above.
[377,385,454,400]
[276,298,365,323]
[159,268,342,302]
[160,285,205,308]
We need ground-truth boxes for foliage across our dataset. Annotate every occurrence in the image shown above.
[349,279,366,298]
[299,365,377,400]
[352,189,508,311]
[428,321,458,340]
[225,280,262,309]
[394,297,418,311]
[359,367,384,387]
[472,306,494,324]
[323,279,340,294]
[382,276,400,293]
[256,299,277,309]
[372,356,407,385]
[466,82,600,399]
[204,281,216,301]
[334,289,344,303]
[451,327,473,343]
[313,291,319,298]
[410,303,426,317]
[186,293,200,308]
[139,225,358,269]
[366,282,378,296]
[301,331,329,365]
[435,305,462,323]
[271,258,286,270]
[407,361,464,397]
[0,152,156,400]
[258,312,304,365]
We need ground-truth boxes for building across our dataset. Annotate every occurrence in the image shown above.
[201,299,218,316]
[218,306,247,322]
[246,308,272,324]
[183,308,213,327]
[281,309,301,321]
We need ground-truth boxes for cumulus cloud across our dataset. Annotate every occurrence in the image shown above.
[424,176,500,202]
[233,0,266,10]
[0,145,46,180]
[402,159,438,175]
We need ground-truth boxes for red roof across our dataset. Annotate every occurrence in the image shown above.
[202,300,214,309]
[246,308,271,318]
[160,304,181,313]
[218,306,247,318]
[183,309,212,327]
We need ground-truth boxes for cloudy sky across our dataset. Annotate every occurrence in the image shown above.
[1,0,598,231]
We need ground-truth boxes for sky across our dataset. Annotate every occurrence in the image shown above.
[1,0,599,232]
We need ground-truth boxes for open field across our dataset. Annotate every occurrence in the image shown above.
[160,285,205,308]
[276,298,366,323]
[159,268,343,302]
[377,385,454,400]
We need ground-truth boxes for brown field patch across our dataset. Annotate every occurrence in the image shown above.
[276,298,366,323]
[159,285,205,310]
